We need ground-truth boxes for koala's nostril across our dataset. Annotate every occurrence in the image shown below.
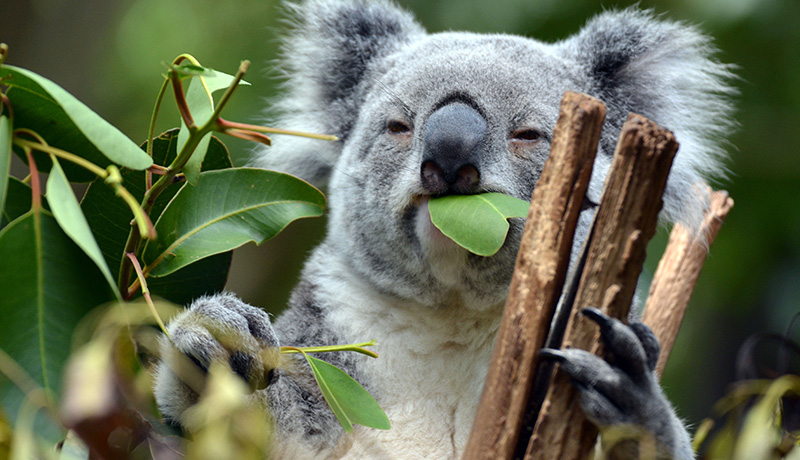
[455,164,480,191]
[421,161,448,194]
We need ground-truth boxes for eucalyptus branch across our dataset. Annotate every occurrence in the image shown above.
[117,54,332,297]
[216,118,339,142]
[148,164,169,175]
[24,148,41,211]
[125,253,169,336]
[1,93,13,119]
[147,78,171,159]
[107,167,155,240]
[14,136,108,178]
[13,132,154,244]
[146,78,171,190]
[169,69,195,129]
[210,60,249,121]
[280,341,379,359]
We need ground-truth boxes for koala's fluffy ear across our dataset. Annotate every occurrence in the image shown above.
[252,0,425,186]
[561,9,736,230]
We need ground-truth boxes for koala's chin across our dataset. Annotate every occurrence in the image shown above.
[412,196,469,279]
[403,197,522,312]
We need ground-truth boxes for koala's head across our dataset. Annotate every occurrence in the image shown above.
[253,0,735,310]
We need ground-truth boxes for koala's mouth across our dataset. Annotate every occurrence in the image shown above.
[412,196,457,250]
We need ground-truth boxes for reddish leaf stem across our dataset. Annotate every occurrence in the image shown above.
[25,149,41,211]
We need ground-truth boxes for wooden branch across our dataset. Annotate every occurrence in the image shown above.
[461,92,606,460]
[526,114,679,460]
[642,190,734,377]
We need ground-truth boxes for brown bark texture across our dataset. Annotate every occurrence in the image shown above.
[642,190,734,377]
[461,91,606,460]
[525,114,679,460]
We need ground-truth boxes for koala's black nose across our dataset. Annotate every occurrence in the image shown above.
[421,102,486,195]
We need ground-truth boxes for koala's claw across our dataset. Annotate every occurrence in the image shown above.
[539,310,692,458]
[580,308,656,379]
[580,306,610,327]
[538,348,566,363]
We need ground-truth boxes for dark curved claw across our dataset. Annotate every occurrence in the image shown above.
[581,306,611,327]
[539,348,566,363]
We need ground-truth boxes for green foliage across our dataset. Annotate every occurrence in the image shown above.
[283,343,390,433]
[0,49,384,458]
[428,192,530,256]
[81,130,234,305]
[695,376,800,460]
[0,178,30,228]
[174,61,250,185]
[304,356,391,433]
[143,168,325,277]
[0,209,111,442]
[3,65,152,181]
[46,158,119,297]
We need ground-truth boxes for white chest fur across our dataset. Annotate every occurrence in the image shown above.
[320,266,503,459]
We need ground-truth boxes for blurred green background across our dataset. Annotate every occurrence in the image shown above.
[3,0,799,432]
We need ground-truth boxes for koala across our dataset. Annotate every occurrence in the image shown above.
[154,1,735,458]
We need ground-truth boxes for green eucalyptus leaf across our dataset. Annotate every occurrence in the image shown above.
[46,157,120,299]
[177,68,248,185]
[0,209,113,441]
[1,65,152,181]
[304,355,390,432]
[80,129,232,303]
[0,114,11,215]
[428,192,530,257]
[142,168,325,277]
[1,177,32,229]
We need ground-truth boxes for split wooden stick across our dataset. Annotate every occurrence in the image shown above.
[642,190,734,377]
[526,114,679,460]
[461,92,606,460]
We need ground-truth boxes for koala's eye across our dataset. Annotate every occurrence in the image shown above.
[512,128,542,142]
[386,120,411,135]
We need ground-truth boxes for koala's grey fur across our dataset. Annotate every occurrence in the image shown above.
[154,1,735,458]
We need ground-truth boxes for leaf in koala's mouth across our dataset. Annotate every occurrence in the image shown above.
[428,192,530,256]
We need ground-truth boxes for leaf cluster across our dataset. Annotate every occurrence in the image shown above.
[0,45,386,458]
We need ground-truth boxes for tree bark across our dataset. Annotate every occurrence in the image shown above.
[462,92,606,460]
[525,114,679,460]
[642,190,734,377]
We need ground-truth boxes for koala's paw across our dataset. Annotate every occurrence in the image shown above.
[540,308,693,460]
[154,292,279,424]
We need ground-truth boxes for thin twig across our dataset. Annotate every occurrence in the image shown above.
[125,252,169,337]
